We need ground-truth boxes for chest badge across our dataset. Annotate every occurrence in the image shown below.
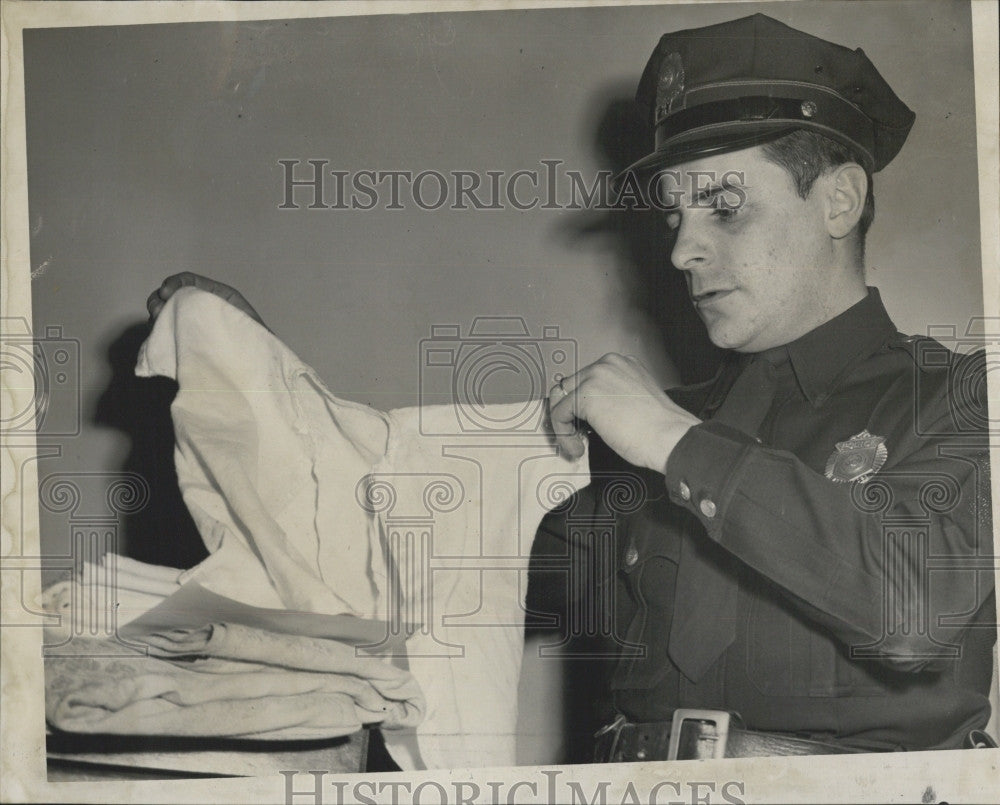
[825,429,887,484]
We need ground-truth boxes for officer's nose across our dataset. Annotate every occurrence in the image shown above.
[669,216,712,272]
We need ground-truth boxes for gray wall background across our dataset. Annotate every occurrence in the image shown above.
[22,1,988,764]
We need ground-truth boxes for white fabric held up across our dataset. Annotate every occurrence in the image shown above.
[135,288,590,769]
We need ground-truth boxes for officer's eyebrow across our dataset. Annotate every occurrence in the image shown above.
[692,177,748,208]
[660,176,748,226]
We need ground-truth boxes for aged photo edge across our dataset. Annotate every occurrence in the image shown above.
[1,0,998,802]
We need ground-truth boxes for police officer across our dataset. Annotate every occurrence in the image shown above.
[543,13,996,760]
[147,12,996,762]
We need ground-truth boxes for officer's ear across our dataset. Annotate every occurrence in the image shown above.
[823,163,868,239]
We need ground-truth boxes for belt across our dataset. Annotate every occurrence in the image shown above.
[594,710,870,762]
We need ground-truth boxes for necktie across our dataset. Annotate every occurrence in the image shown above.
[667,349,786,683]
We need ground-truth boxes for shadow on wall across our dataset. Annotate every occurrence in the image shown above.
[93,322,207,570]
[560,94,724,386]
[525,95,726,764]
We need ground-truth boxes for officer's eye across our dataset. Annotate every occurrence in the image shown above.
[664,211,681,232]
[712,207,740,223]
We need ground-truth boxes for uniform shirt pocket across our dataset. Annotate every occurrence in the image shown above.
[612,502,686,691]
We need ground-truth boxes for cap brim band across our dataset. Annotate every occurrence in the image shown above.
[612,125,796,192]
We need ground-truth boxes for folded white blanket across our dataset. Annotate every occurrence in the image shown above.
[45,623,423,740]
[133,287,590,769]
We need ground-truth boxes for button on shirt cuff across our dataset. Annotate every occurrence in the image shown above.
[664,420,760,538]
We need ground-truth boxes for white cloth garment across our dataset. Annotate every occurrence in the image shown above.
[136,288,590,769]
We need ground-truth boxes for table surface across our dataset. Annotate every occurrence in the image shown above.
[46,728,369,780]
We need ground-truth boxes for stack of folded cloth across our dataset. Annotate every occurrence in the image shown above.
[43,287,590,769]
[43,554,424,741]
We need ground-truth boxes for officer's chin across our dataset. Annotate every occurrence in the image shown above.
[702,319,755,353]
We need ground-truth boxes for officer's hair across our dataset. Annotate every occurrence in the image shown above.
[761,130,875,263]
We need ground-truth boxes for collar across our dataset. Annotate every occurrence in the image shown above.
[776,286,898,406]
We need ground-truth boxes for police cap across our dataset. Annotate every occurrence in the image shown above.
[625,13,915,178]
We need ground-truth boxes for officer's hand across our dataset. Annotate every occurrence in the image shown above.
[146,272,266,328]
[549,353,701,473]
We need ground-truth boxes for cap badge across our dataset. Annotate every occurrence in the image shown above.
[800,100,818,118]
[655,52,685,121]
[825,430,888,484]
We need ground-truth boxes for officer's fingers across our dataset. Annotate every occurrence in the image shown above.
[146,290,163,319]
[146,295,165,321]
[549,370,581,401]
[548,387,585,459]
[548,385,575,433]
[617,353,655,381]
[590,353,646,388]
[147,273,200,319]
[217,285,264,323]
[166,274,260,323]
[622,354,665,392]
[147,272,198,308]
[159,271,204,294]
[598,352,631,369]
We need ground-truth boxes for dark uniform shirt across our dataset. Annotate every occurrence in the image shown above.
[537,288,995,751]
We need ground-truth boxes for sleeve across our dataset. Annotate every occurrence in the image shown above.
[663,367,994,673]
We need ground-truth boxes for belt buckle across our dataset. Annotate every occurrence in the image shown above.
[594,714,628,763]
[666,709,731,760]
[594,714,627,739]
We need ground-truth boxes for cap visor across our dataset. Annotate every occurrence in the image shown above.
[613,124,798,191]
